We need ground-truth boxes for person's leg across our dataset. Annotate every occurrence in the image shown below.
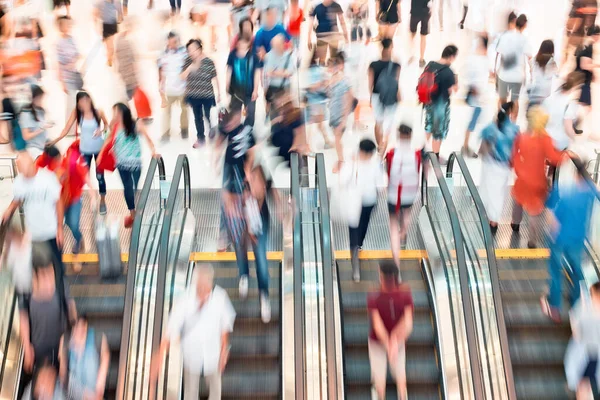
[244,98,256,127]
[358,205,374,247]
[179,96,189,137]
[161,95,176,139]
[564,244,584,306]
[431,100,448,156]
[117,167,136,211]
[189,98,206,142]
[205,371,222,400]
[547,244,564,310]
[509,82,522,118]
[333,123,345,169]
[389,206,401,268]
[46,238,64,283]
[91,153,107,213]
[65,199,83,252]
[368,338,388,399]
[497,79,509,109]
[105,35,115,66]
[399,205,413,242]
[252,226,270,296]
[390,342,407,400]
[527,212,541,248]
[511,200,523,227]
[202,98,214,137]
[349,215,361,280]
[234,234,250,283]
[463,106,481,156]
[183,368,201,400]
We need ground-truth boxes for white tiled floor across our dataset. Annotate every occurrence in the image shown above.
[0,0,598,193]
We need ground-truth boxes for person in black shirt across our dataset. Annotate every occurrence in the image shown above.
[409,0,431,68]
[308,0,348,61]
[423,45,458,162]
[226,37,261,128]
[376,0,400,39]
[575,25,599,109]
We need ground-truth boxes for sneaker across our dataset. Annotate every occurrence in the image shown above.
[72,240,84,255]
[124,215,134,228]
[99,201,107,215]
[510,223,520,232]
[192,138,205,149]
[419,59,426,68]
[239,275,248,299]
[461,146,478,158]
[181,129,189,139]
[260,293,271,323]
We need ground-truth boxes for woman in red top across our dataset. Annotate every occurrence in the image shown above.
[287,0,304,49]
[511,106,568,248]
[367,261,413,400]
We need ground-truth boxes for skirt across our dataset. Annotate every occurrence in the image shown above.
[480,157,511,222]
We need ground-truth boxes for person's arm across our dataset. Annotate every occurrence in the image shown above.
[19,310,34,373]
[252,64,261,100]
[58,336,67,385]
[137,122,157,156]
[219,331,230,372]
[56,199,65,249]
[368,66,374,97]
[95,334,110,398]
[99,110,109,132]
[180,59,197,80]
[580,55,600,71]
[225,65,233,95]
[338,9,349,42]
[149,337,170,400]
[212,62,221,102]
[391,305,413,342]
[2,200,21,224]
[306,15,315,49]
[371,309,390,348]
[544,136,567,167]
[48,109,77,146]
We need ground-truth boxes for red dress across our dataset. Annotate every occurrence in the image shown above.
[511,131,565,215]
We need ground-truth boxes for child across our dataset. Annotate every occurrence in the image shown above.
[2,219,32,295]
[385,124,423,267]
[287,0,304,50]
[340,139,385,281]
[329,53,354,173]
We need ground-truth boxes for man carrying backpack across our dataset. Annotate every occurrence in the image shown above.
[368,38,401,155]
[418,45,458,162]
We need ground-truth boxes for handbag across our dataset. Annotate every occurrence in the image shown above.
[377,0,394,23]
[330,162,362,228]
[97,125,117,173]
[133,87,152,119]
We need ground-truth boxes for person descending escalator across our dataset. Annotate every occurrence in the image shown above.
[1,217,33,296]
[367,260,414,400]
[21,363,67,400]
[541,158,596,323]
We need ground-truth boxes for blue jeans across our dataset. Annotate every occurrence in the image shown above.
[548,242,585,309]
[467,106,482,132]
[117,166,141,211]
[65,199,83,247]
[82,153,106,195]
[235,222,270,295]
[186,97,215,140]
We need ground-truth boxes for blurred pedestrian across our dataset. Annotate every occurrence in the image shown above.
[151,264,236,400]
[271,92,308,165]
[308,0,348,61]
[98,103,157,228]
[114,20,140,103]
[528,40,558,108]
[21,363,66,400]
[347,0,370,45]
[463,34,489,158]
[541,158,596,322]
[287,0,304,49]
[263,34,294,117]
[231,17,255,51]
[385,125,422,268]
[328,53,353,173]
[409,0,431,67]
[94,0,122,67]
[56,15,83,134]
[182,38,220,148]
[375,0,400,39]
[226,36,261,127]
[342,139,385,282]
[254,7,290,60]
[304,50,332,149]
[20,85,54,160]
[367,260,414,400]
[1,218,33,295]
[574,25,599,118]
[253,0,287,26]
[231,0,253,39]
[511,106,567,248]
[159,31,189,142]
[58,314,110,400]
[479,102,518,233]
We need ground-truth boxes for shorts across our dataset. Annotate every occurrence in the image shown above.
[424,99,450,140]
[368,339,406,388]
[53,0,70,6]
[497,78,522,101]
[378,9,399,24]
[330,114,345,129]
[102,23,118,40]
[409,12,431,35]
[316,36,341,58]
[388,202,413,215]
[579,81,592,106]
[371,94,397,136]
[582,358,598,382]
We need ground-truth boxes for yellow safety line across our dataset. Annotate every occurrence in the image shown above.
[60,248,550,264]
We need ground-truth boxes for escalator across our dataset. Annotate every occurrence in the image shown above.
[447,152,600,399]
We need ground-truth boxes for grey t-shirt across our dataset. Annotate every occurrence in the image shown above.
[19,108,48,154]
[264,50,294,88]
[96,0,120,24]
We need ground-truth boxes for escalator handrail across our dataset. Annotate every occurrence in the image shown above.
[289,152,305,399]
[421,152,485,399]
[315,153,339,400]
[150,154,191,400]
[446,152,517,400]
[116,156,166,400]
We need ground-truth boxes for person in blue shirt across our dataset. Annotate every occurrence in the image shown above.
[542,158,598,322]
[254,7,290,60]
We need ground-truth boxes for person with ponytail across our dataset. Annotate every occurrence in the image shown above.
[479,101,519,233]
[510,106,571,248]
[98,103,157,228]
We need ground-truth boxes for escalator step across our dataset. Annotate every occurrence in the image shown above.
[514,370,573,400]
[338,266,424,284]
[345,384,441,400]
[503,302,571,328]
[344,353,439,385]
[198,370,280,398]
[509,337,569,366]
[229,334,280,358]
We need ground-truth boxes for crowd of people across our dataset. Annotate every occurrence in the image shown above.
[0,0,599,398]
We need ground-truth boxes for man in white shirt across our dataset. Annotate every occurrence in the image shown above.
[2,152,64,278]
[158,31,189,142]
[494,13,532,118]
[151,264,236,400]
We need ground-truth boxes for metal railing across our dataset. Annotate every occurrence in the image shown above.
[421,152,485,399]
[150,154,191,400]
[446,152,517,400]
[116,156,166,400]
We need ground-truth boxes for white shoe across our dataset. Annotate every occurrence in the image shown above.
[260,293,271,323]
[239,276,248,299]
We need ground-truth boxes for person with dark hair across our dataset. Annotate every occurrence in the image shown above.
[307,0,348,61]
[158,31,189,142]
[409,0,431,68]
[368,38,401,156]
[542,71,584,151]
[479,102,518,232]
[270,92,308,165]
[566,281,600,398]
[494,13,532,118]
[18,243,76,376]
[56,16,82,133]
[463,34,489,158]
[367,260,414,400]
[51,92,109,214]
[528,40,557,107]
[20,85,54,160]
[542,158,597,323]
[98,103,156,228]
[226,36,261,128]
[574,25,600,112]
[182,38,220,148]
[231,0,253,39]
[423,45,458,162]
[341,138,385,281]
[230,17,254,51]
[385,124,422,267]
[564,0,597,65]
[58,314,110,400]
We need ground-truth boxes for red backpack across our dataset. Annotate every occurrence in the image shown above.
[416,63,447,105]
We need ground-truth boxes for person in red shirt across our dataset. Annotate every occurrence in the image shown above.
[37,144,91,255]
[367,260,414,400]
[287,0,304,49]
